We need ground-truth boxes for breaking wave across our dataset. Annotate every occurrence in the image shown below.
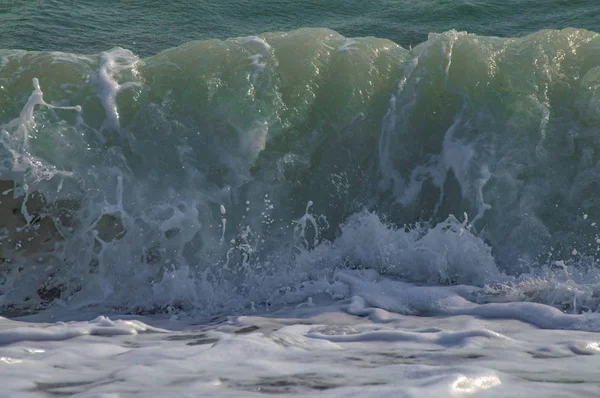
[2,27,600,317]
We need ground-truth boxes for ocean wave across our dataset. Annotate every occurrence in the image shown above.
[2,27,600,317]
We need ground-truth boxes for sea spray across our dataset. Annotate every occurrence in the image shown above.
[1,28,600,315]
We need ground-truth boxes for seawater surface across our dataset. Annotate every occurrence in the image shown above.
[2,1,600,397]
[2,0,600,56]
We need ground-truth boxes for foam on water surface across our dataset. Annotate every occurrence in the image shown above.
[2,296,600,397]
[2,26,600,395]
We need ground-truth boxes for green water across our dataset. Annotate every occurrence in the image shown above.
[1,0,599,55]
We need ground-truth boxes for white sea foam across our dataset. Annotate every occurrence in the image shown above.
[1,299,599,397]
[236,36,271,81]
[89,48,142,133]
[336,39,357,53]
[16,78,81,148]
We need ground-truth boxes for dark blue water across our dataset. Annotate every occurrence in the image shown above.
[1,0,599,55]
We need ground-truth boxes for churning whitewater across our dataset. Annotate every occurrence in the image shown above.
[2,27,600,325]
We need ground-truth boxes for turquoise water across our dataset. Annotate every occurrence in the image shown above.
[2,1,600,55]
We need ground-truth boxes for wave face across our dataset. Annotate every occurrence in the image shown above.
[2,28,600,314]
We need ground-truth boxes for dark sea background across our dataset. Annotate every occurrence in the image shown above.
[2,0,599,56]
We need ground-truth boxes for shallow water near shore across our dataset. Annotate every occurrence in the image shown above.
[3,274,600,397]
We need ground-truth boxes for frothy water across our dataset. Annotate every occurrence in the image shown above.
[4,25,600,398]
[2,293,600,397]
[1,28,600,323]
